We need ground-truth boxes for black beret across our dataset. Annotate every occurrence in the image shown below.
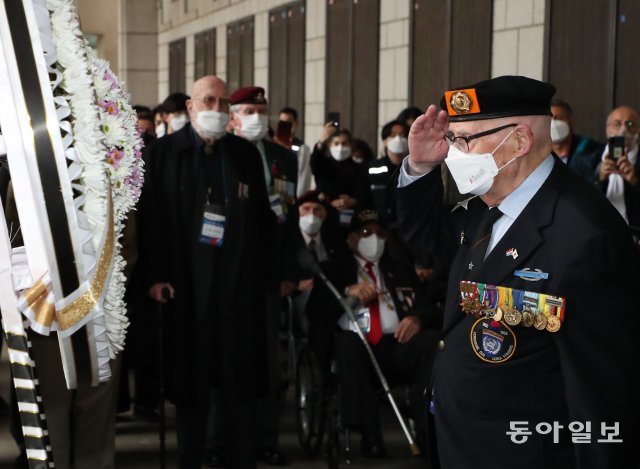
[439,75,556,122]
[349,209,384,233]
[298,190,330,207]
[230,86,267,106]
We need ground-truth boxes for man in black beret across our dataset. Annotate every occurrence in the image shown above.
[396,75,640,468]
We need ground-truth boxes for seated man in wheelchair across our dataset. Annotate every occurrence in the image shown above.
[309,208,439,458]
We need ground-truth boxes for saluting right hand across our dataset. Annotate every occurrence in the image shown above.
[407,104,450,176]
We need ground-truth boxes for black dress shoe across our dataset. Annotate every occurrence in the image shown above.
[204,448,224,468]
[257,447,289,466]
[361,428,387,459]
[132,405,159,422]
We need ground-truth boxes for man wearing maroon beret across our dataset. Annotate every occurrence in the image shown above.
[226,86,298,465]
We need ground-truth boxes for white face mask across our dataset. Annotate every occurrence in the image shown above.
[330,145,351,161]
[155,124,166,138]
[299,214,323,235]
[196,110,229,140]
[352,157,364,164]
[357,234,385,263]
[550,119,570,144]
[444,130,515,196]
[170,113,189,132]
[238,113,269,142]
[387,135,409,155]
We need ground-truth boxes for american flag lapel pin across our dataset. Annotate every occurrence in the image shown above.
[506,248,518,259]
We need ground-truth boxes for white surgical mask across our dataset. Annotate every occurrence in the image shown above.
[352,157,364,164]
[357,234,385,263]
[299,214,322,235]
[387,135,408,155]
[196,110,229,140]
[444,130,515,196]
[330,145,351,161]
[155,124,166,138]
[238,113,269,142]
[170,114,189,132]
[550,119,570,144]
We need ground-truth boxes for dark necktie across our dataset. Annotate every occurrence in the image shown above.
[364,262,382,345]
[307,239,318,263]
[466,206,503,275]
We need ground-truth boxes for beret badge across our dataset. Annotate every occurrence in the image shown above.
[450,91,473,114]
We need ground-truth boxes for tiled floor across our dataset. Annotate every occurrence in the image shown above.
[0,342,427,468]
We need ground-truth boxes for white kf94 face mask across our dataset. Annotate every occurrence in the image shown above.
[299,214,322,235]
[444,129,516,196]
[357,234,385,263]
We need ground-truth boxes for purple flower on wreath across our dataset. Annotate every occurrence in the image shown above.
[107,148,125,170]
[100,99,119,116]
[102,70,118,91]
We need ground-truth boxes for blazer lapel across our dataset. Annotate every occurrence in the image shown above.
[441,159,567,336]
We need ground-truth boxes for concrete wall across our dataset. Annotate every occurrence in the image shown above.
[77,0,120,70]
[91,0,550,141]
[378,0,410,151]
[491,0,546,80]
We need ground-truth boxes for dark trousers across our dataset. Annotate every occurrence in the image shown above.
[335,329,437,429]
[178,387,257,469]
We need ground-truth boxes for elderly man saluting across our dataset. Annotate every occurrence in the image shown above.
[396,76,640,469]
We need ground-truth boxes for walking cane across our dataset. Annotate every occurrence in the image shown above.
[157,289,170,469]
[297,250,421,457]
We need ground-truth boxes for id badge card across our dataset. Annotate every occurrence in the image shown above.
[273,178,296,204]
[339,209,354,227]
[350,307,371,334]
[269,193,286,222]
[199,204,225,246]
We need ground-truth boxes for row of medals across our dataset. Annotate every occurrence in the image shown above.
[461,298,561,333]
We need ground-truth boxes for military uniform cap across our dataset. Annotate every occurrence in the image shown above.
[298,190,330,208]
[230,86,267,106]
[349,209,385,233]
[440,75,556,122]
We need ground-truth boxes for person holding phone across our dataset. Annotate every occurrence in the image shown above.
[310,120,365,228]
[279,107,316,197]
[597,106,640,224]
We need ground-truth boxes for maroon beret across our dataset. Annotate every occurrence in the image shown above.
[298,190,330,207]
[230,86,267,106]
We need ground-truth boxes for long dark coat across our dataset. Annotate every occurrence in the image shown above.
[138,125,275,406]
[397,157,640,468]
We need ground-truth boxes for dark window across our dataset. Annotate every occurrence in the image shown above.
[195,28,216,79]
[326,0,380,148]
[269,2,306,137]
[546,0,613,140]
[169,38,186,93]
[410,0,492,109]
[227,17,254,93]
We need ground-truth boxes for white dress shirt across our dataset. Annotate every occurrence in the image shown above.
[338,256,399,334]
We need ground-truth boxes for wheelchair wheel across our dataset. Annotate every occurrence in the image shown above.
[295,344,325,455]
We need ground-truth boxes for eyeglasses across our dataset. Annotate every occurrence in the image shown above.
[445,123,517,153]
[195,96,231,110]
[607,120,638,133]
[358,226,387,239]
